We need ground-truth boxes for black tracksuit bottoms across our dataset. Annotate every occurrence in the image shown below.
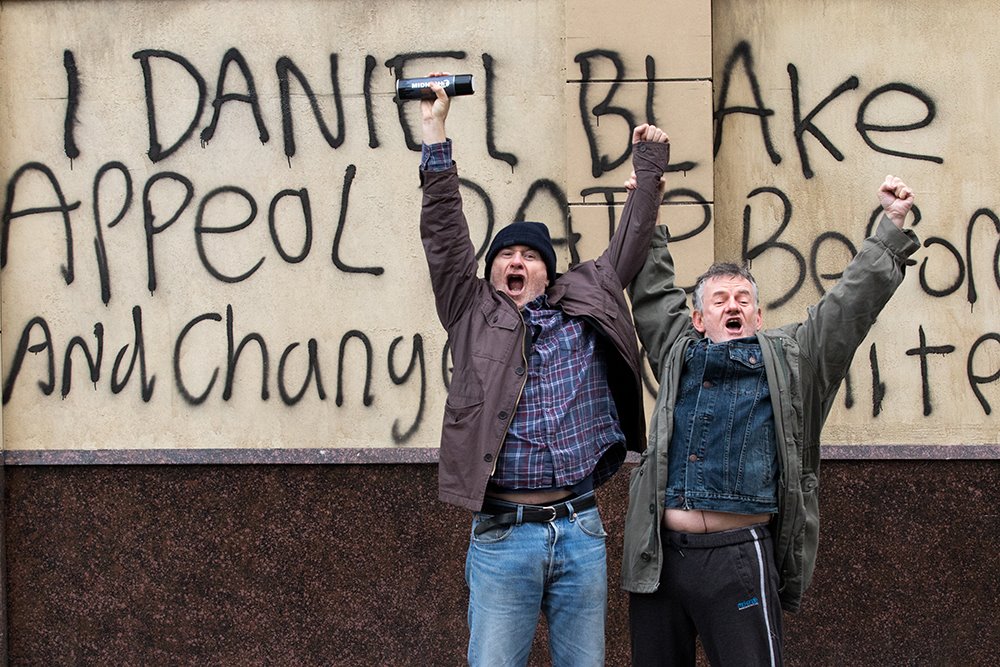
[629,524,784,667]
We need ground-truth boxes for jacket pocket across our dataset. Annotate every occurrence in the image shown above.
[799,472,820,591]
[443,375,485,436]
[622,457,660,592]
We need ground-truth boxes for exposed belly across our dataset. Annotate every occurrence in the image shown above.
[663,508,772,533]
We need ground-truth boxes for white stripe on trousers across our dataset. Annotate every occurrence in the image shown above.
[749,527,777,667]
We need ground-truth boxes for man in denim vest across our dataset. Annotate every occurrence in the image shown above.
[621,175,920,665]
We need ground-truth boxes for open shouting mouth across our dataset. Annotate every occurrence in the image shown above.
[506,274,526,295]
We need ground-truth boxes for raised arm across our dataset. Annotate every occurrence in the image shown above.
[628,225,693,378]
[599,125,670,287]
[418,73,480,329]
[794,175,920,412]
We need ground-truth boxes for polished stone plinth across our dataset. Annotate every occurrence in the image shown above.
[3,460,998,665]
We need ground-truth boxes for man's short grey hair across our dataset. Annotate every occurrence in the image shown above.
[692,262,760,311]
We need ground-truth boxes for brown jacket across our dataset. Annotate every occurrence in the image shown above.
[420,141,669,511]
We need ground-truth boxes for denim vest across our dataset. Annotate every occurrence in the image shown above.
[665,337,779,514]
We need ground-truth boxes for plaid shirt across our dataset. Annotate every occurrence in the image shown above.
[421,139,453,172]
[421,141,624,490]
[491,296,624,489]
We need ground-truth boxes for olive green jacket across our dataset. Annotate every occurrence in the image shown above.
[622,215,919,612]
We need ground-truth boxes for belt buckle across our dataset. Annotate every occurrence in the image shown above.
[540,505,558,522]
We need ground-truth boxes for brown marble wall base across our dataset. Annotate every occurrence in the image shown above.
[4,461,999,666]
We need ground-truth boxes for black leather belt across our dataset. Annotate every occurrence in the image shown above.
[474,493,597,536]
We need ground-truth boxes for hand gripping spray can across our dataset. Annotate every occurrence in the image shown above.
[395,74,475,101]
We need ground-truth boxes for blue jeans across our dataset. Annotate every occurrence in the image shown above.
[465,500,607,667]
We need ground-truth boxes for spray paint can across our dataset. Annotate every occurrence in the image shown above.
[396,74,475,101]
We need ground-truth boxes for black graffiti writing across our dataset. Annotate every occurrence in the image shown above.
[739,185,999,309]
[905,325,957,417]
[269,188,312,264]
[788,64,859,180]
[63,50,81,162]
[716,41,942,178]
[111,305,157,398]
[514,179,578,265]
[808,232,856,297]
[0,304,432,438]
[93,162,134,305]
[276,53,345,159]
[337,331,374,407]
[133,50,207,163]
[968,334,1000,416]
[742,186,804,309]
[1,162,81,285]
[387,334,425,444]
[200,47,269,148]
[458,178,496,262]
[3,156,674,302]
[66,46,706,179]
[331,164,383,276]
[634,326,998,419]
[917,207,1000,306]
[481,53,518,170]
[363,55,380,150]
[714,41,782,165]
[2,159,386,301]
[2,305,155,404]
[277,338,326,405]
[574,50,637,177]
[62,324,104,397]
[2,317,56,401]
[856,83,943,164]
[144,171,195,292]
[196,186,264,283]
[869,343,886,417]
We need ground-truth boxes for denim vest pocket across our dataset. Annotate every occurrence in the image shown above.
[736,421,778,501]
[729,345,765,374]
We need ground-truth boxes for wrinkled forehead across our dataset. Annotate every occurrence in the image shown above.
[705,274,755,291]
[703,275,756,297]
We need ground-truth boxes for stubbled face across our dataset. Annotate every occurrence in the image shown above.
[489,244,548,308]
[692,275,762,343]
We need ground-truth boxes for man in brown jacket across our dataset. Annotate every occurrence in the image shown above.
[417,72,669,665]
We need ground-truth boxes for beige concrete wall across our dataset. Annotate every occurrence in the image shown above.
[4,0,996,453]
[713,0,999,446]
[0,0,712,450]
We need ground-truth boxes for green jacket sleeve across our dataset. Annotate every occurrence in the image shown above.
[628,225,695,378]
[793,214,921,425]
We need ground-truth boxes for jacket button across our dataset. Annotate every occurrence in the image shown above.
[484,453,493,463]
[640,552,651,561]
[688,454,698,462]
[498,411,508,421]
[649,503,656,514]
[703,380,713,389]
[749,356,757,364]
[515,367,525,376]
